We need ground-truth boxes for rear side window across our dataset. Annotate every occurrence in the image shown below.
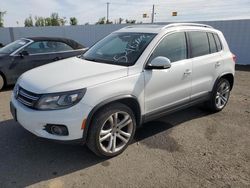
[213,34,222,51]
[25,41,73,54]
[207,33,217,53]
[150,32,187,63]
[188,31,210,58]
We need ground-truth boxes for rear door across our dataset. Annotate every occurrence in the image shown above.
[187,31,222,100]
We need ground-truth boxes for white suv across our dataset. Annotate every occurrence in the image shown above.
[10,23,235,157]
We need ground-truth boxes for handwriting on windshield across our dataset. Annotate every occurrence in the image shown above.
[113,35,147,63]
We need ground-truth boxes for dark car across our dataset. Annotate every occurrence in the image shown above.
[0,37,87,90]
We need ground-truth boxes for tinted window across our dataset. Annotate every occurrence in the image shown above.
[189,31,210,58]
[150,32,187,62]
[0,39,30,54]
[207,33,217,53]
[83,32,156,66]
[214,34,222,51]
[24,41,73,54]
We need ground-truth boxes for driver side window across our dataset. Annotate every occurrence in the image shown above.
[150,32,187,63]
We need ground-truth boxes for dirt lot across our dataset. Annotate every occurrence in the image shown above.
[0,70,249,188]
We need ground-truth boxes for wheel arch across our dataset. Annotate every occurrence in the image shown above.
[82,95,142,143]
[0,71,7,88]
[220,73,234,90]
[214,73,234,91]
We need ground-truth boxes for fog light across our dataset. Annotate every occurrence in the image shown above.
[44,124,69,136]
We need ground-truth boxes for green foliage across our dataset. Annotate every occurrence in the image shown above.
[96,17,106,24]
[24,15,33,27]
[119,18,124,24]
[35,16,45,27]
[70,17,78,25]
[0,11,6,27]
[25,12,67,27]
[125,19,136,24]
[96,17,113,24]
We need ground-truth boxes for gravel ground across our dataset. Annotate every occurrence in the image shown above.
[0,70,249,188]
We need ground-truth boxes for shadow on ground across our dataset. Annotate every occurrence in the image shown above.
[1,85,14,92]
[0,106,210,187]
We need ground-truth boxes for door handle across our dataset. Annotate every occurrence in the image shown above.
[215,62,221,67]
[184,69,192,75]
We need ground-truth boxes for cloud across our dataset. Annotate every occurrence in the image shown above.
[0,0,250,27]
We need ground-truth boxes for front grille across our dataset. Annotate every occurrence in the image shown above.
[16,86,40,108]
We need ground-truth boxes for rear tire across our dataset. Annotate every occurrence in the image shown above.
[0,75,4,91]
[86,103,136,158]
[205,78,231,112]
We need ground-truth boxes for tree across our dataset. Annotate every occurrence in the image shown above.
[50,13,60,26]
[44,17,52,26]
[96,17,106,24]
[70,17,78,25]
[126,19,136,24]
[118,18,124,24]
[26,13,66,27]
[0,11,6,27]
[35,16,45,27]
[24,15,33,27]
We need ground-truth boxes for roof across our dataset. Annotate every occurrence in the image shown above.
[117,23,214,34]
[25,37,85,49]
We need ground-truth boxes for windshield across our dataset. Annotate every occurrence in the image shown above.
[82,32,156,66]
[0,39,30,54]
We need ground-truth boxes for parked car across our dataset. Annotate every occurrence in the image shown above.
[0,43,4,48]
[0,37,86,90]
[10,23,235,157]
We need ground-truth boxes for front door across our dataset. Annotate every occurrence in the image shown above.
[9,40,73,82]
[144,32,192,115]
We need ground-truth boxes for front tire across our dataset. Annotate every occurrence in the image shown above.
[206,78,231,112]
[87,103,136,158]
[0,75,4,91]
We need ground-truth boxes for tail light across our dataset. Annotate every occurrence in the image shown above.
[232,53,236,63]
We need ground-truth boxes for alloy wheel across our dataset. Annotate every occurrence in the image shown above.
[99,111,133,154]
[215,81,230,109]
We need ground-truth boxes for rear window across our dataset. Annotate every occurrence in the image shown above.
[188,31,210,58]
[207,33,217,53]
[24,41,74,54]
[213,33,222,51]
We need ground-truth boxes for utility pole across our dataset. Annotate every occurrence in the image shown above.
[151,4,155,23]
[106,2,110,24]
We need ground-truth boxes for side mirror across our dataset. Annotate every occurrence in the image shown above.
[19,51,29,57]
[146,56,171,69]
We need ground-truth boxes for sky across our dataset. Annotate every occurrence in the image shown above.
[1,0,250,27]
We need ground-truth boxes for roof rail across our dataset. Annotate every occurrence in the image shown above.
[162,23,213,29]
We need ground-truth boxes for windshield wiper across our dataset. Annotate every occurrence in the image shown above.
[86,58,97,62]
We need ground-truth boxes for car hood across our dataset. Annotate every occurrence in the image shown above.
[18,57,128,93]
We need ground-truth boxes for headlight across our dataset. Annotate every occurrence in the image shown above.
[35,88,86,110]
[13,84,19,99]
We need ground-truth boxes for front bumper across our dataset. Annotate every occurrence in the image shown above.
[11,94,93,141]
